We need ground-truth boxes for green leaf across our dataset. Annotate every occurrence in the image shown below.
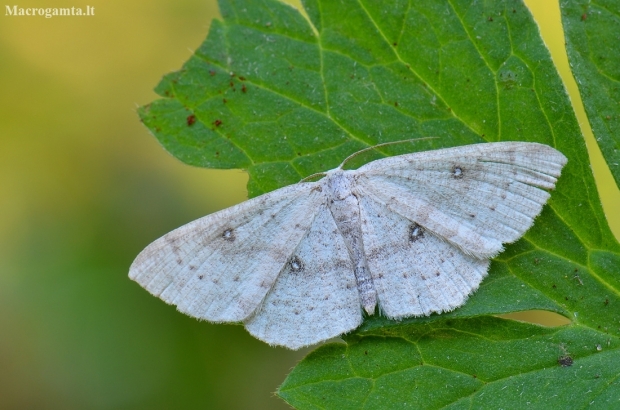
[280,317,620,409]
[139,0,620,408]
[561,0,620,188]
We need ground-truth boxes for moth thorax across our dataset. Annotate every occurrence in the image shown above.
[325,170,355,201]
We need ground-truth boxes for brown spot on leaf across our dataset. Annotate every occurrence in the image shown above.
[558,355,573,367]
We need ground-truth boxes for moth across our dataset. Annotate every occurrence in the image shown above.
[129,142,567,349]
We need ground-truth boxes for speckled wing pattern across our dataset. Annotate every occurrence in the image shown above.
[129,183,325,323]
[358,195,489,319]
[355,142,567,318]
[245,205,362,349]
[130,142,567,349]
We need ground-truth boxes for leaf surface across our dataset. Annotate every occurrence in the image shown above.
[561,0,620,187]
[138,0,620,408]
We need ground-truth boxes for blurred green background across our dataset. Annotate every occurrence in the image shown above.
[1,1,618,409]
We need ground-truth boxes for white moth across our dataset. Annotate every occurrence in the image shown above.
[129,142,567,349]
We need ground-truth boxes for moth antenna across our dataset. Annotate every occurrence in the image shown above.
[300,171,327,183]
[338,137,438,169]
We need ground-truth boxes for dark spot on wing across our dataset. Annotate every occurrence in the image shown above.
[166,236,180,247]
[452,165,464,179]
[222,228,235,242]
[189,265,196,271]
[409,223,424,242]
[289,256,304,272]
[198,275,204,280]
[176,258,182,265]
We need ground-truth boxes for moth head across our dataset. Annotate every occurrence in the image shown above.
[324,170,355,201]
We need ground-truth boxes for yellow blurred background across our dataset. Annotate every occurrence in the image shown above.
[1,1,618,409]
